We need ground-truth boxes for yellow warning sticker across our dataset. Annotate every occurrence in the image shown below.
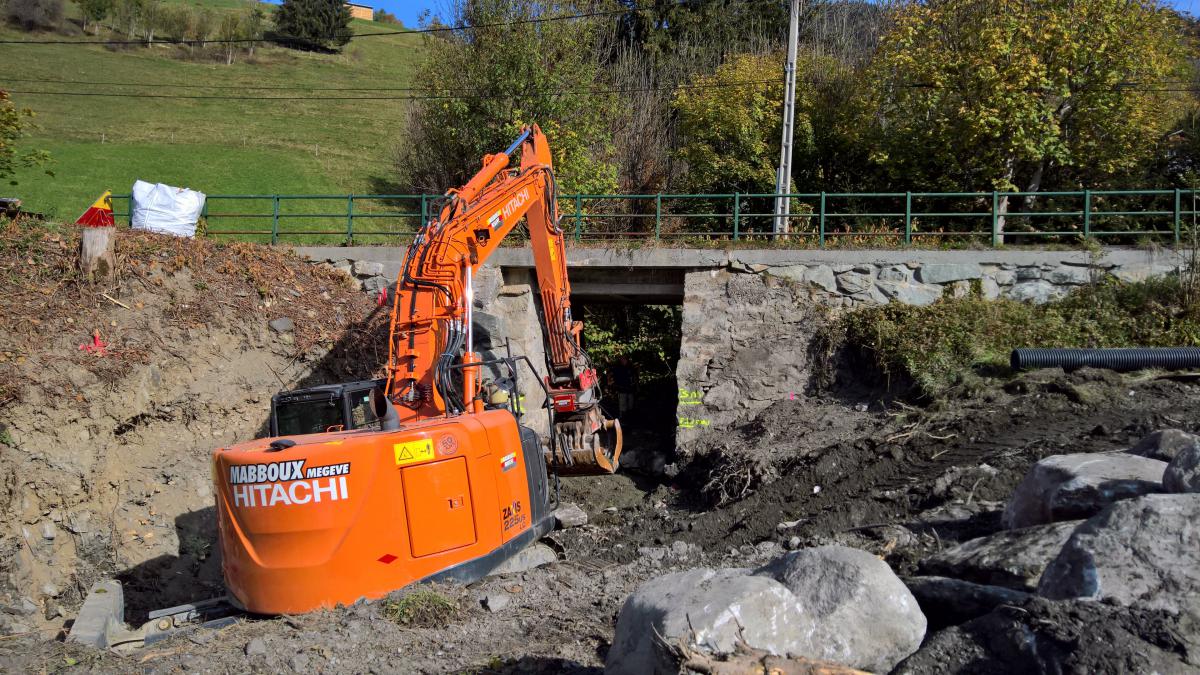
[393,439,434,466]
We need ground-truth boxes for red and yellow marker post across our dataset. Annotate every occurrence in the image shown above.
[75,190,115,228]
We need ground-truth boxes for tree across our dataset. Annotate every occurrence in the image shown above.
[157,4,191,43]
[373,7,399,25]
[108,0,141,37]
[272,0,352,52]
[74,0,111,34]
[394,0,618,196]
[139,0,158,43]
[869,0,1191,238]
[218,11,241,63]
[0,91,51,186]
[4,0,64,30]
[189,7,214,51]
[672,52,788,195]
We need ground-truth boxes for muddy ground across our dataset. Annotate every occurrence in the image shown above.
[3,222,1200,673]
[6,363,1200,673]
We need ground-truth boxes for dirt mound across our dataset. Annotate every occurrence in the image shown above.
[0,220,387,629]
[896,597,1200,674]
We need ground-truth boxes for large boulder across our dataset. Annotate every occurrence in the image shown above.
[1003,452,1166,529]
[755,546,926,673]
[903,576,1031,631]
[919,520,1082,591]
[1039,494,1200,616]
[1127,428,1200,462]
[606,547,926,675]
[606,568,802,675]
[1163,442,1200,494]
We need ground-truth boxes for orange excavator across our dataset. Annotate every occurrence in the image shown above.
[69,125,623,647]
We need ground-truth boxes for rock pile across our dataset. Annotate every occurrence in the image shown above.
[607,429,1200,673]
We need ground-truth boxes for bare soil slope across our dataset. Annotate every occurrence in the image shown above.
[0,220,387,628]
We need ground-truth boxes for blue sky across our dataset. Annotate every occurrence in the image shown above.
[381,0,1199,27]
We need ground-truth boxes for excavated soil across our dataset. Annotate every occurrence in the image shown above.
[3,222,1200,673]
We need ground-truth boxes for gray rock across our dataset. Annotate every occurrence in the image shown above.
[1112,263,1177,283]
[488,543,556,576]
[268,317,294,333]
[981,276,1001,300]
[361,276,389,294]
[754,546,926,672]
[40,523,55,541]
[878,265,911,283]
[992,269,1016,285]
[876,279,943,306]
[919,520,1083,591]
[916,263,982,284]
[552,503,588,529]
[331,261,353,278]
[1128,428,1200,462]
[244,637,267,656]
[1014,267,1042,281]
[803,265,838,292]
[1003,452,1166,529]
[1046,265,1092,285]
[67,580,128,649]
[638,546,667,563]
[1039,494,1200,615]
[1,597,37,616]
[1007,280,1065,303]
[903,576,1032,631]
[606,568,799,675]
[1164,442,1200,493]
[351,260,384,277]
[946,280,972,298]
[481,593,510,612]
[836,270,874,295]
[852,284,890,305]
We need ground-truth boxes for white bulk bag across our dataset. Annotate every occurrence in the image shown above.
[130,180,206,238]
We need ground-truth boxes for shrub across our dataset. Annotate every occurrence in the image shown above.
[381,588,461,627]
[835,276,1200,398]
[5,0,64,29]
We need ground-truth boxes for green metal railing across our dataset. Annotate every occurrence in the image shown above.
[108,189,1200,246]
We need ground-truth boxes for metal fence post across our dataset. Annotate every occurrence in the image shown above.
[201,200,209,237]
[1083,189,1091,239]
[904,191,912,245]
[346,194,354,245]
[818,192,826,247]
[655,193,662,242]
[420,194,428,229]
[1171,186,1180,243]
[271,196,280,245]
[575,194,582,242]
[733,193,741,240]
[991,191,999,246]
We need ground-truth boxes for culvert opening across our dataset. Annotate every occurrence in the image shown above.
[575,299,682,474]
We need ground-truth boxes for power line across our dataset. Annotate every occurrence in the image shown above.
[1,79,785,102]
[0,5,644,46]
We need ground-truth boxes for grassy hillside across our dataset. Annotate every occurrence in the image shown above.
[1,9,424,221]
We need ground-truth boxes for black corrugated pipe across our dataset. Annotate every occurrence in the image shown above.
[1011,347,1200,372]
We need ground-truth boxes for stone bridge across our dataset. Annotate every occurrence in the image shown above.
[295,246,1191,457]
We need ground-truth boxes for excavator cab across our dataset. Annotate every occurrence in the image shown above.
[269,378,387,436]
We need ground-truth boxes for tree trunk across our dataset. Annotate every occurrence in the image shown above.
[80,227,116,283]
[994,159,1016,244]
[1021,159,1046,212]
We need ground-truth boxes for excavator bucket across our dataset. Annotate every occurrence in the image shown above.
[547,410,623,476]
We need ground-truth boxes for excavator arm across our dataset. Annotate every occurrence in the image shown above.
[384,124,621,474]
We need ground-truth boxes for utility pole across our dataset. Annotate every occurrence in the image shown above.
[773,0,800,235]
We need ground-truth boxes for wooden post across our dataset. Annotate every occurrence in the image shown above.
[80,227,116,282]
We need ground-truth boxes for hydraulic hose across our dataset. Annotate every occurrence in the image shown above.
[1011,347,1200,372]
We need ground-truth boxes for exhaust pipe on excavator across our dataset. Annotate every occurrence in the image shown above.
[371,387,401,431]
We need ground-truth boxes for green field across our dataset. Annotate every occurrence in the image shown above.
[1,10,425,218]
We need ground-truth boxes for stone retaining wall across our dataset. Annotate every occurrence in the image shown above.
[298,246,1192,456]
